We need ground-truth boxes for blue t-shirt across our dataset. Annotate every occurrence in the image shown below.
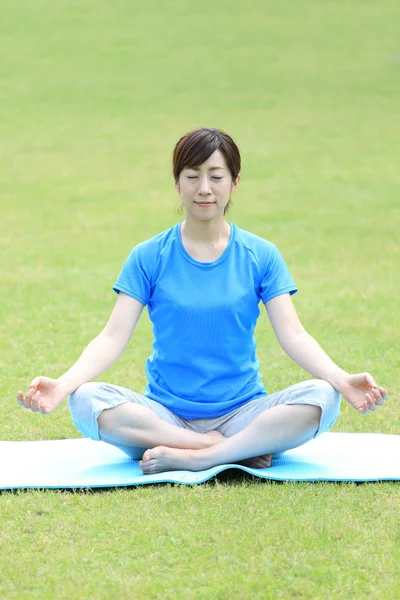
[113,221,297,420]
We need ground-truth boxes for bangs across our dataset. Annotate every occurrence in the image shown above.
[178,130,221,171]
[173,127,241,182]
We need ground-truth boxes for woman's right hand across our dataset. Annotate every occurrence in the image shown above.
[17,377,69,414]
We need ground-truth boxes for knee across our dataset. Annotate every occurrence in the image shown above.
[313,379,341,429]
[314,380,341,405]
[68,382,102,414]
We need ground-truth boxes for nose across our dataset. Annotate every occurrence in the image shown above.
[198,176,212,195]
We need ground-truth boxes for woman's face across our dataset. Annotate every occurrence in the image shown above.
[175,149,240,220]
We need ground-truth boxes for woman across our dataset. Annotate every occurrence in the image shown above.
[17,127,387,474]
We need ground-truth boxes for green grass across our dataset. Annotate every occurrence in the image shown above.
[1,0,399,597]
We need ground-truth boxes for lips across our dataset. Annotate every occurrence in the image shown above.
[196,202,215,205]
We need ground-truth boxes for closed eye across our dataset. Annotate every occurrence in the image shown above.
[186,176,223,180]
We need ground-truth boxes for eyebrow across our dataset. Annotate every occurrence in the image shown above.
[187,166,225,171]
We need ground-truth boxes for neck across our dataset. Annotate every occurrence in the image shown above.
[181,216,230,245]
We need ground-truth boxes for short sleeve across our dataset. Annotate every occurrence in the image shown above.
[112,244,152,306]
[260,245,298,304]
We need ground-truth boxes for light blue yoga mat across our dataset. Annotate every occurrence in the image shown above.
[1,432,400,490]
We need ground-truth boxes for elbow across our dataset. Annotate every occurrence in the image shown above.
[278,327,309,354]
[98,329,130,354]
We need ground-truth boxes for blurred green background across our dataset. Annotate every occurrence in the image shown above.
[1,0,398,440]
[0,1,399,597]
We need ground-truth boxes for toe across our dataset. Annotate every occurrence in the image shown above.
[142,450,153,461]
[139,461,153,473]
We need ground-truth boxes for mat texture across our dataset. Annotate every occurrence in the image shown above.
[1,432,400,489]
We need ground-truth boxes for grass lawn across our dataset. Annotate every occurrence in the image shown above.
[1,0,399,597]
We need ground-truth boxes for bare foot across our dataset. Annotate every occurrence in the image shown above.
[237,454,272,469]
[138,446,273,474]
[139,446,204,474]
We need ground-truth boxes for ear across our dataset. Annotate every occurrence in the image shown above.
[231,173,241,192]
[175,179,180,192]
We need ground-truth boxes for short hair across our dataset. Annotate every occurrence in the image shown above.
[173,127,241,182]
[173,127,241,216]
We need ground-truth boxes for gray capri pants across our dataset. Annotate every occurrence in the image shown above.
[68,379,341,460]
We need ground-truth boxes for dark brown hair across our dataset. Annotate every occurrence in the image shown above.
[173,127,241,216]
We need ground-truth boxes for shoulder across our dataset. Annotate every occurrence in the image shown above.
[125,223,179,266]
[234,224,280,262]
[119,224,179,281]
[134,223,178,254]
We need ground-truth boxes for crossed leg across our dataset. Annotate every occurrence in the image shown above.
[97,402,225,455]
[139,403,322,473]
[97,402,274,468]
[73,380,336,474]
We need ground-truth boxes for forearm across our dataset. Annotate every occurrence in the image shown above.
[57,332,127,396]
[280,330,348,392]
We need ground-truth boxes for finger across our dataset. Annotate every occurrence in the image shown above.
[23,388,35,409]
[30,391,41,412]
[372,387,384,406]
[365,393,376,412]
[17,391,25,406]
[379,387,388,401]
[357,394,369,414]
[364,373,378,389]
[29,377,42,390]
[371,388,382,406]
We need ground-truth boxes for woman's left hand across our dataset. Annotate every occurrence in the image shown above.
[338,373,388,414]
